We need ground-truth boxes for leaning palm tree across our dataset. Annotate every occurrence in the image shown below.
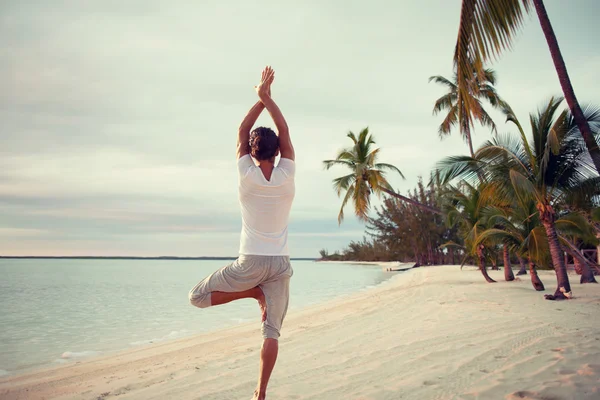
[453,0,600,174]
[554,212,599,284]
[430,68,504,157]
[437,97,600,299]
[324,127,442,224]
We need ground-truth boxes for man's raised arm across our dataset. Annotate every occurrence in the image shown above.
[256,66,295,161]
[237,101,265,159]
[237,67,277,159]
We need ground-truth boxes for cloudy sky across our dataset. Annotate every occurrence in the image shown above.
[1,1,599,257]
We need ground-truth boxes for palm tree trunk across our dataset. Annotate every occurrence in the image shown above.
[528,259,545,291]
[572,255,583,275]
[532,0,600,174]
[579,260,598,284]
[477,244,496,283]
[503,246,515,281]
[491,256,499,271]
[564,247,597,284]
[539,204,572,299]
[380,187,443,215]
[517,256,528,275]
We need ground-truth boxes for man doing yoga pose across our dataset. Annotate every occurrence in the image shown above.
[189,65,295,400]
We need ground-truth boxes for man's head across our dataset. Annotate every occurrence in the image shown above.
[249,127,279,161]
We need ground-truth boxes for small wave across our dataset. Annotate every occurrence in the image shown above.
[61,351,100,360]
[130,329,189,346]
[0,369,10,377]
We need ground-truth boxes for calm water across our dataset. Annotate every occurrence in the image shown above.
[0,259,394,376]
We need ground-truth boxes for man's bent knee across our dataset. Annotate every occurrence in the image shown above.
[189,291,211,308]
[261,323,280,340]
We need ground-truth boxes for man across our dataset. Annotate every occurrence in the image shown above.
[189,66,295,400]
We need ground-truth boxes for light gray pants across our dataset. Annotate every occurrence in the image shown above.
[188,255,293,340]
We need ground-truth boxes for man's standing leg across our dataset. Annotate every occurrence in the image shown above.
[253,275,290,400]
[253,339,278,400]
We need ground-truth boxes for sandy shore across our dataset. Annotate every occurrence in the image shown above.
[1,265,599,400]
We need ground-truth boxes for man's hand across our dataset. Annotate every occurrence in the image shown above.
[255,66,274,100]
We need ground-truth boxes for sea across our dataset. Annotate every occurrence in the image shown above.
[0,258,395,376]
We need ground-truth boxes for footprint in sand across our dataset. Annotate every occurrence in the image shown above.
[508,390,562,400]
[577,363,599,376]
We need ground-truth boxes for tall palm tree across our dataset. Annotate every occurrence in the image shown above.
[453,0,600,174]
[324,128,442,224]
[430,68,504,157]
[437,97,600,299]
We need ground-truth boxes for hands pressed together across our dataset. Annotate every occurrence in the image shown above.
[255,65,274,101]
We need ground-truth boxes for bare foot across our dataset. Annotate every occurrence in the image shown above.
[252,389,266,400]
[255,287,267,322]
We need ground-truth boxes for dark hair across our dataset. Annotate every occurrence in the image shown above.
[249,127,279,161]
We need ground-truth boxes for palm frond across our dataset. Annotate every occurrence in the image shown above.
[476,106,498,134]
[524,226,549,265]
[366,147,381,167]
[439,241,466,250]
[374,163,405,179]
[454,0,531,82]
[332,173,356,197]
[509,169,541,207]
[347,131,358,144]
[435,155,484,184]
[432,93,457,116]
[429,75,457,89]
[438,105,459,138]
[337,185,355,225]
[353,178,372,221]
[323,159,354,170]
[474,228,507,246]
[555,212,597,244]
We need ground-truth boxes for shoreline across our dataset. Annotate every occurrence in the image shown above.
[315,260,410,268]
[0,260,397,378]
[1,266,599,399]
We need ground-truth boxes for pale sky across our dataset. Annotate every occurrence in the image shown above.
[1,1,599,257]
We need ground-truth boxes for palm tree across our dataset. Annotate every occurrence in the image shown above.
[554,212,599,284]
[437,97,600,299]
[560,175,600,281]
[477,200,546,290]
[430,68,504,157]
[479,206,516,281]
[453,0,600,174]
[324,127,442,224]
[442,182,497,283]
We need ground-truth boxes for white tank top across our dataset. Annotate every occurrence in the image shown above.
[237,155,295,255]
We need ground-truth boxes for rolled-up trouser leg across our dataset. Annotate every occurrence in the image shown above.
[260,276,290,340]
[188,273,214,308]
[188,260,259,308]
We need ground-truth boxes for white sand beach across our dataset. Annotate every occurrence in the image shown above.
[1,265,599,400]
